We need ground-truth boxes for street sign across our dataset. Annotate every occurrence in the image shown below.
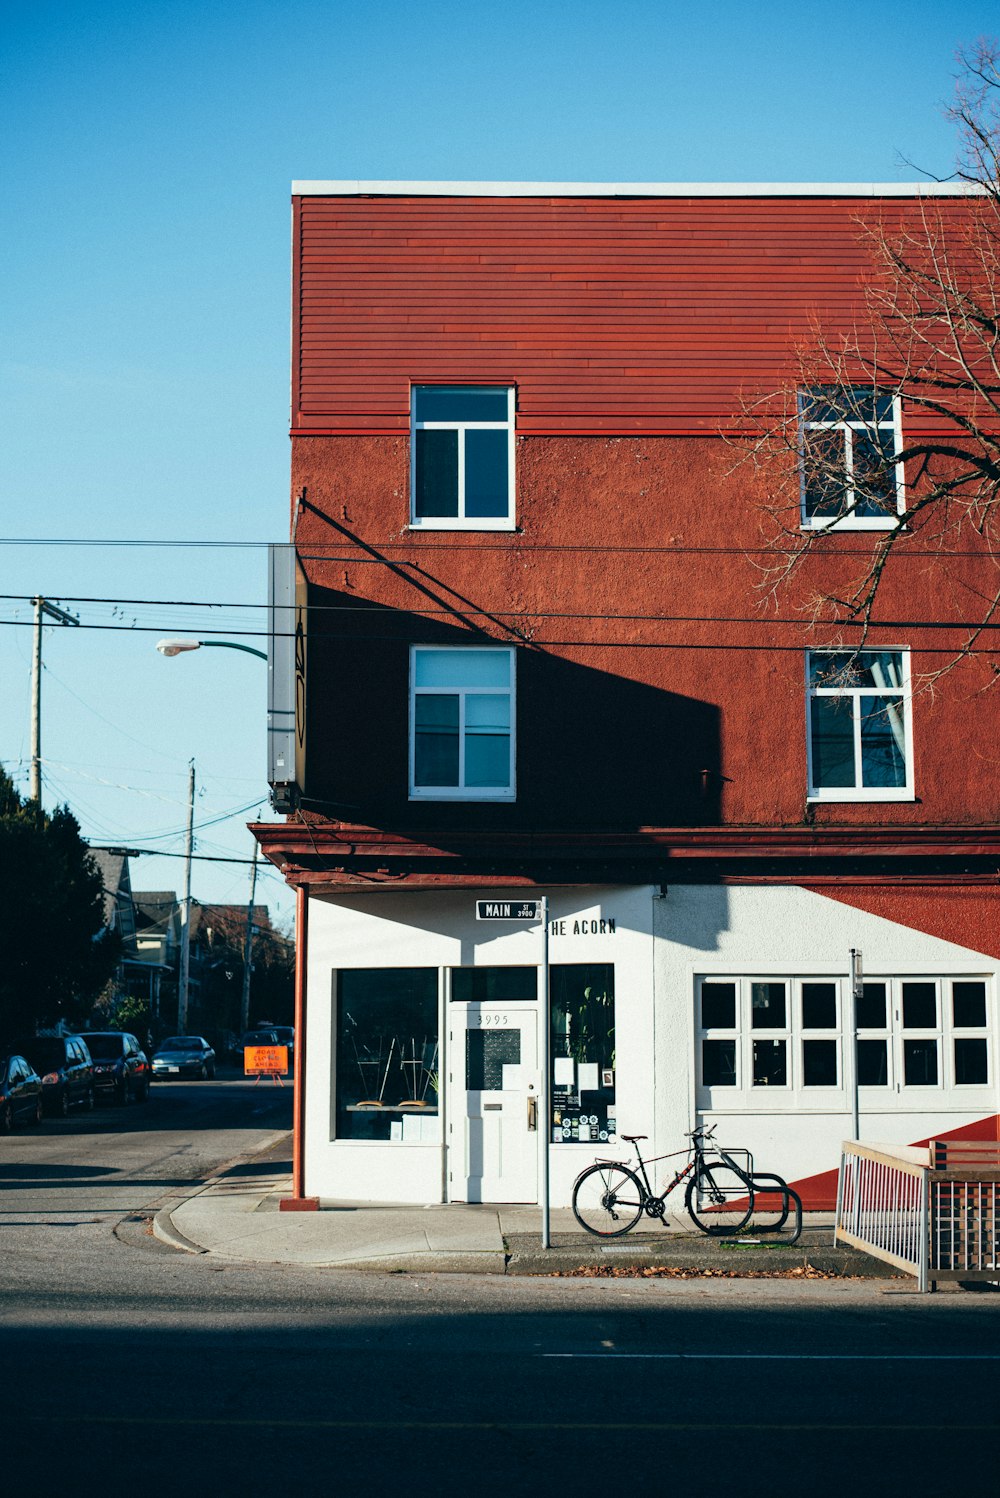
[475,900,544,921]
[244,1044,288,1076]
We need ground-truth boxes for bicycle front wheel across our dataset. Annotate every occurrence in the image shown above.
[685,1163,754,1235]
[572,1163,645,1238]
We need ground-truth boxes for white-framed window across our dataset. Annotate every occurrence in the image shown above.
[409,645,515,801]
[696,974,992,1111]
[856,978,991,1094]
[807,649,913,801]
[699,977,839,1106]
[798,386,904,529]
[410,385,515,529]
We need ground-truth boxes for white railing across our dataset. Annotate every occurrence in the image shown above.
[835,1139,1000,1291]
[835,1141,930,1291]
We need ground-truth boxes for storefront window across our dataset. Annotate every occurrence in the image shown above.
[550,963,615,1144]
[451,967,536,1003]
[335,969,439,1141]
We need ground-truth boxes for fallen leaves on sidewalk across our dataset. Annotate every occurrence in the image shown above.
[554,1266,847,1280]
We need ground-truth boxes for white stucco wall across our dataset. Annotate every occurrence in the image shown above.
[304,885,655,1204]
[302,881,997,1204]
[654,883,1000,1194]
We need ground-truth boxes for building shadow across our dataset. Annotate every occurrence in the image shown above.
[300,584,724,835]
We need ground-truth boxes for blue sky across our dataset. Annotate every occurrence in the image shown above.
[0,0,992,925]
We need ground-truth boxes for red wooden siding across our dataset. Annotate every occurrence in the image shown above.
[293,193,982,435]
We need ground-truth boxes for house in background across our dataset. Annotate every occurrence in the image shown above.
[89,848,155,1012]
[256,182,1000,1210]
[131,889,182,1020]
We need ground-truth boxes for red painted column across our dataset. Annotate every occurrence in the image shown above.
[280,882,318,1211]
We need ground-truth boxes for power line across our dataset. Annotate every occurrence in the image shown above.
[4,591,1000,628]
[0,617,996,654]
[0,536,996,557]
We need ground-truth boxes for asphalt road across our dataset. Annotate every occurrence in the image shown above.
[1,1077,997,1498]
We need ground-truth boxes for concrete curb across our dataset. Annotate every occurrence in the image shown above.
[148,1127,292,1256]
[153,1206,208,1255]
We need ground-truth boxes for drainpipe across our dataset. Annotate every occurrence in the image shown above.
[280,882,318,1211]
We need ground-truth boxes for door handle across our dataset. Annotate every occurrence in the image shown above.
[527,1096,537,1132]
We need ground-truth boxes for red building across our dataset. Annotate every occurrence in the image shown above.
[257,182,1000,1210]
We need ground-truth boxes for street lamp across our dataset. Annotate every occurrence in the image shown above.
[155,636,267,1034]
[156,637,267,661]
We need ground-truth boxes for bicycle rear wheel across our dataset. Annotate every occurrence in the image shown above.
[685,1162,754,1235]
[572,1163,645,1238]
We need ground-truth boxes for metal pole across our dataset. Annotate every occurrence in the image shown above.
[540,895,550,1250]
[239,844,259,1035]
[30,597,42,803]
[178,760,195,1032]
[849,948,862,1142]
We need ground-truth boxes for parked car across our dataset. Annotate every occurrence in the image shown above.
[269,1024,293,1060]
[1,1054,43,1131]
[79,1031,150,1105]
[15,1035,95,1116]
[242,1028,279,1049]
[152,1036,216,1080]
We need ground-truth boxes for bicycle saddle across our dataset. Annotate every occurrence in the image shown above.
[620,1134,647,1142]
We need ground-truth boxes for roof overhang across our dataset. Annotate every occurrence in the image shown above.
[250,821,1000,892]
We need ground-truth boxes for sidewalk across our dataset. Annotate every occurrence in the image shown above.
[152,1139,893,1278]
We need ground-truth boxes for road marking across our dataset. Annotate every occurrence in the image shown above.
[15,1415,1000,1433]
[541,1352,1000,1361]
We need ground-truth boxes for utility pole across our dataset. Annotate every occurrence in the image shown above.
[239,844,259,1036]
[30,597,80,803]
[178,760,195,1032]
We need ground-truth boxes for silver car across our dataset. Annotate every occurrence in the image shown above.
[152,1036,216,1080]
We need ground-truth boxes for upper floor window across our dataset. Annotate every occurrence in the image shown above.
[798,386,903,529]
[410,646,515,801]
[410,386,515,529]
[807,650,913,801]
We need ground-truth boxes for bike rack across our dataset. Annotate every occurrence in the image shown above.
[747,1172,803,1244]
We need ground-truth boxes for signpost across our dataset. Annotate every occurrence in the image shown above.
[475,896,551,1249]
[475,900,544,922]
[850,949,863,1141]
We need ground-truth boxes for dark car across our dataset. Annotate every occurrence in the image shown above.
[152,1036,216,1081]
[242,1028,279,1049]
[1,1054,43,1131]
[16,1035,95,1117]
[80,1031,150,1105]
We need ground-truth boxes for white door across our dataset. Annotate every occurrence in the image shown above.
[447,1004,539,1203]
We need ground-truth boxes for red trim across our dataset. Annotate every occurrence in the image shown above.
[289,884,308,1200]
[250,820,1000,891]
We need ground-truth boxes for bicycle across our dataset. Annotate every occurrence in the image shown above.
[571,1126,800,1240]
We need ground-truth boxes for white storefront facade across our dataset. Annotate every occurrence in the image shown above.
[302,882,999,1207]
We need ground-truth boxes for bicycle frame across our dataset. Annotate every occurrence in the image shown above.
[621,1132,754,1211]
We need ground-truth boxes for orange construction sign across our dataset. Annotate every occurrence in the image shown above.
[244,1045,289,1076]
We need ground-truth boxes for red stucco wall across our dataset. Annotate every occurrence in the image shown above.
[292,432,1000,830]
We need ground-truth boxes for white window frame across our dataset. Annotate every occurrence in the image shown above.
[409,644,516,802]
[696,973,992,1114]
[697,976,843,1111]
[798,387,905,530]
[806,648,914,803]
[409,385,516,531]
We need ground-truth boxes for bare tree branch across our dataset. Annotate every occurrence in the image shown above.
[730,41,1000,689]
